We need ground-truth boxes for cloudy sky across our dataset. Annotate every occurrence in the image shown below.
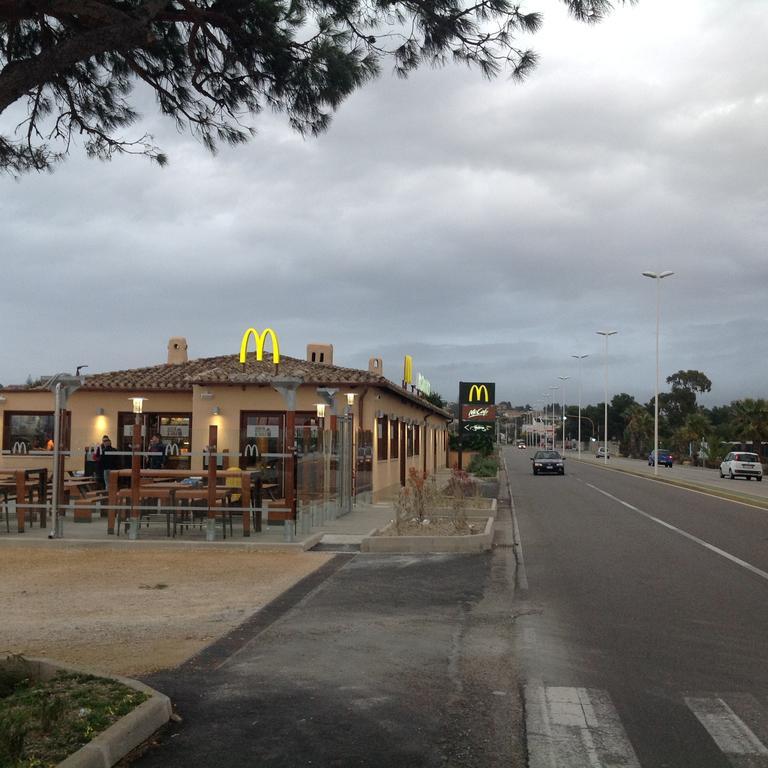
[1,0,766,409]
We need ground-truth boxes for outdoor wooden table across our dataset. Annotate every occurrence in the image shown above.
[107,467,252,537]
[115,484,183,536]
[173,487,235,537]
[64,479,98,495]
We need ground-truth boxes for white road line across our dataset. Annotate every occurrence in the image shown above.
[586,483,768,584]
[525,685,641,768]
[686,696,768,758]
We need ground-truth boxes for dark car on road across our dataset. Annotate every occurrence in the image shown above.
[648,449,673,467]
[532,450,565,475]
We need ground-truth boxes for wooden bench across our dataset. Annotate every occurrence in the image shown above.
[73,491,110,522]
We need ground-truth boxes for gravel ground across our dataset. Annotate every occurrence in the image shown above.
[0,546,333,677]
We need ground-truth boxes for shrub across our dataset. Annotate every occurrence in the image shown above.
[467,454,499,477]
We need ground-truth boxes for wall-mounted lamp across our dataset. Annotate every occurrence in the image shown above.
[316,403,326,419]
[200,391,214,400]
[130,397,146,414]
[345,392,356,407]
[95,407,105,416]
[212,406,222,416]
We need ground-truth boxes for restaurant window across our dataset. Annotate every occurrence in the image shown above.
[406,424,414,457]
[390,419,399,459]
[356,428,373,495]
[414,424,420,456]
[376,415,388,461]
[240,412,284,497]
[116,412,192,469]
[295,413,320,456]
[3,412,55,453]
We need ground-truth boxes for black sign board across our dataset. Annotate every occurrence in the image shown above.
[459,381,495,405]
[462,423,495,435]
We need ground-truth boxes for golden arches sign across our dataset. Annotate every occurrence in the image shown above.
[239,327,280,365]
[403,355,413,385]
[468,384,490,403]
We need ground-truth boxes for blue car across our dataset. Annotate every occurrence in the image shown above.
[648,449,673,467]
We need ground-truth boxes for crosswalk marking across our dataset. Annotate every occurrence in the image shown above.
[686,695,768,759]
[525,685,768,767]
[525,685,641,768]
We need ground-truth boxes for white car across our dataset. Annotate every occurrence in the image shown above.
[596,447,610,459]
[720,452,763,481]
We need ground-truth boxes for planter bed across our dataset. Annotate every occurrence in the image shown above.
[0,656,171,768]
[360,515,494,554]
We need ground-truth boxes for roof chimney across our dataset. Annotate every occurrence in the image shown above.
[167,337,189,365]
[368,357,383,375]
[307,344,333,366]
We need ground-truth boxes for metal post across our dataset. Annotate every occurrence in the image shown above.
[572,355,588,459]
[643,271,673,476]
[596,331,617,463]
[50,383,62,536]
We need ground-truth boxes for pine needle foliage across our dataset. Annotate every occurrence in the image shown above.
[0,0,634,172]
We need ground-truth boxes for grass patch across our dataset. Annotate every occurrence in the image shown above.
[467,454,499,477]
[0,657,148,767]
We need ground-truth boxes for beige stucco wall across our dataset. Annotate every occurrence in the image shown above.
[368,389,449,502]
[0,382,449,495]
[0,389,193,472]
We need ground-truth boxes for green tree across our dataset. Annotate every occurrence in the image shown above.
[730,398,768,450]
[660,370,712,430]
[609,392,636,446]
[623,405,653,458]
[671,411,711,464]
[0,0,635,173]
[423,390,447,409]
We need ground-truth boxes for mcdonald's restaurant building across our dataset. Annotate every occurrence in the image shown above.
[0,335,451,506]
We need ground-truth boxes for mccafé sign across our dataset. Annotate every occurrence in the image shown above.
[459,381,496,405]
[461,405,497,422]
[239,327,280,364]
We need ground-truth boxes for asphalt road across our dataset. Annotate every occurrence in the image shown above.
[135,529,524,767]
[506,445,768,768]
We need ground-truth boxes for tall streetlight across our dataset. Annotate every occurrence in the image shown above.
[549,386,559,450]
[596,331,618,464]
[557,376,569,453]
[571,354,589,459]
[643,270,674,476]
[542,392,552,450]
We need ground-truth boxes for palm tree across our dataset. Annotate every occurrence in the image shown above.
[730,399,768,455]
[624,405,654,458]
[675,412,712,464]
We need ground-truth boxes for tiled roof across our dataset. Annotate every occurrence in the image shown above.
[12,353,450,417]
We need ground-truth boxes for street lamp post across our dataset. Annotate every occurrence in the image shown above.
[549,386,559,450]
[571,354,589,459]
[557,376,569,453]
[596,331,618,464]
[643,270,674,476]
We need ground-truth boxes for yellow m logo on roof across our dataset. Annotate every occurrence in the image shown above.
[403,355,413,385]
[239,327,280,365]
[468,384,489,402]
